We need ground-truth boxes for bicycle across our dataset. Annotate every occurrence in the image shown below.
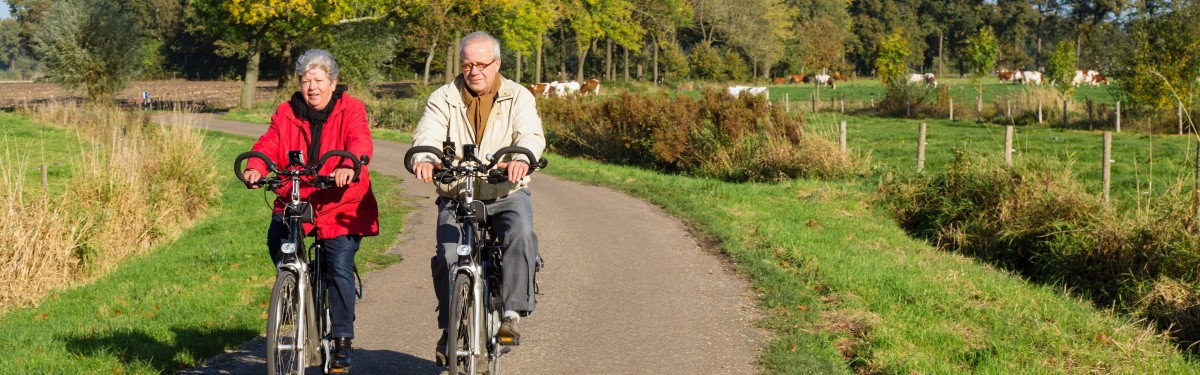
[404,143,546,375]
[233,149,364,375]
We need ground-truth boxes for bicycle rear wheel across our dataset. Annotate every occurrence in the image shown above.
[446,274,478,375]
[266,270,304,375]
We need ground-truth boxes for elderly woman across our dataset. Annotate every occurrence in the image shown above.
[241,49,377,371]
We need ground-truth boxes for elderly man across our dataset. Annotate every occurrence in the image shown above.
[408,31,546,365]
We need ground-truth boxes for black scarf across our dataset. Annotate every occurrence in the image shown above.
[289,84,347,166]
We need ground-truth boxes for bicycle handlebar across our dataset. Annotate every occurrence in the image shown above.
[234,149,364,189]
[403,145,548,177]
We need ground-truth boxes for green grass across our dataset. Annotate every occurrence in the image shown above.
[799,111,1198,213]
[0,113,88,195]
[0,129,409,373]
[541,153,1197,373]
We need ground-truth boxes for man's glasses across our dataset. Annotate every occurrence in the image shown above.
[461,59,497,73]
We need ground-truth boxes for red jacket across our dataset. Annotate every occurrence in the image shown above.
[246,93,379,240]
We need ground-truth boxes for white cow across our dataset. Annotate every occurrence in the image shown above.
[1017,71,1042,85]
[907,73,937,87]
[1073,70,1103,86]
[726,85,770,101]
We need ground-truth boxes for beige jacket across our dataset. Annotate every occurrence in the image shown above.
[410,76,546,200]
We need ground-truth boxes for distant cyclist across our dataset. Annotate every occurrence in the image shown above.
[241,49,378,371]
[408,31,546,361]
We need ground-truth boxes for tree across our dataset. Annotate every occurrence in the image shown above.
[1045,40,1076,96]
[848,0,924,76]
[1113,1,1200,112]
[562,0,642,81]
[0,20,18,70]
[963,26,998,95]
[32,0,142,102]
[633,0,691,84]
[874,30,910,85]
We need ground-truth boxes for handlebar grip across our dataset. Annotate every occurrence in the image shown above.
[234,151,278,186]
[403,145,447,174]
[317,150,363,183]
[486,146,541,171]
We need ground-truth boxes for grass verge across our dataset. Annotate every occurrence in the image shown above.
[541,154,1197,373]
[0,129,408,373]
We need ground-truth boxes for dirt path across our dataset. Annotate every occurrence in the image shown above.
[174,113,767,374]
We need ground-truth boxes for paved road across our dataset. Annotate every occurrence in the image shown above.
[171,113,767,374]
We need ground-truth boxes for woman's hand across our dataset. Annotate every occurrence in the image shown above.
[243,170,263,189]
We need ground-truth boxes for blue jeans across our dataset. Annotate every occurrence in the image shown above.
[267,214,360,338]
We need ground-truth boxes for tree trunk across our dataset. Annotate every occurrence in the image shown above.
[423,39,439,86]
[576,41,589,82]
[623,46,629,81]
[444,44,454,84]
[536,37,543,83]
[605,38,612,81]
[277,39,293,88]
[516,54,523,83]
[239,40,261,109]
[653,39,659,85]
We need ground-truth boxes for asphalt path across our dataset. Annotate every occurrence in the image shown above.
[172,113,767,374]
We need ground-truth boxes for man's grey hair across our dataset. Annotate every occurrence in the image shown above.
[460,32,501,61]
[295,49,339,80]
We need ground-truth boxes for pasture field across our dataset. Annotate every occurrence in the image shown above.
[542,152,1197,373]
[0,123,408,373]
[0,81,279,110]
[1,114,86,195]
[803,111,1199,213]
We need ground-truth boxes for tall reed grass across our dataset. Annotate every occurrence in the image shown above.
[0,105,219,310]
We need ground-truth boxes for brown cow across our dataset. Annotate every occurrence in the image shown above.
[771,77,786,85]
[831,71,846,81]
[528,83,549,97]
[998,69,1014,83]
[579,79,601,95]
[788,73,804,84]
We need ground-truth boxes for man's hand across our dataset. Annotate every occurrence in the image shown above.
[332,168,355,187]
[243,170,263,189]
[497,160,530,183]
[414,161,440,183]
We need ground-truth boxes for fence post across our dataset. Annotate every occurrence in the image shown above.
[1103,132,1112,205]
[917,122,927,172]
[1180,101,1185,135]
[1062,100,1069,128]
[1006,99,1011,119]
[840,96,845,113]
[976,95,983,122]
[949,97,954,121]
[785,93,789,113]
[811,91,816,112]
[1037,100,1043,124]
[41,164,48,191]
[839,120,848,155]
[1195,139,1199,232]
[907,98,912,117]
[1004,126,1014,165]
[870,93,875,112]
[1116,101,1121,133]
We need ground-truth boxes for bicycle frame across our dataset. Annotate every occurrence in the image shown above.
[234,149,362,375]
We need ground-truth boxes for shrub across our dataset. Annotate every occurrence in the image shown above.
[540,89,865,181]
[877,150,1200,350]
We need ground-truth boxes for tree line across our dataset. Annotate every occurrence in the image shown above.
[1,0,1197,112]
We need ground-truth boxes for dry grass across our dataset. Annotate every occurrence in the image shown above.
[0,105,219,310]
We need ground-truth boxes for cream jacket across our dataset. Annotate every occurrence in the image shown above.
[410,76,546,200]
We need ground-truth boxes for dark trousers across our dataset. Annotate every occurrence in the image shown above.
[267,214,360,338]
[432,189,539,329]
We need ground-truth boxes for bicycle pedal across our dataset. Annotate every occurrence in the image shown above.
[330,367,350,373]
[497,336,520,346]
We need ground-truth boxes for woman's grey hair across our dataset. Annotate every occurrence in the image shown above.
[460,32,501,61]
[295,49,339,80]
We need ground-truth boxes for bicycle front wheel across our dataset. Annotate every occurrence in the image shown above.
[266,270,304,375]
[446,274,479,375]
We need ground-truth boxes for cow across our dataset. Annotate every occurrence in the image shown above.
[831,71,846,81]
[1017,71,1042,85]
[1092,73,1109,85]
[579,78,601,95]
[813,74,836,89]
[549,80,581,96]
[905,73,937,88]
[998,69,1015,83]
[727,85,770,101]
[788,73,805,84]
[528,82,550,97]
[771,77,787,85]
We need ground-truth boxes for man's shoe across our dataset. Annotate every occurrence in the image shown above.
[435,331,448,367]
[496,318,521,346]
[331,337,352,371]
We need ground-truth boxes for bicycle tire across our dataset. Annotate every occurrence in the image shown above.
[266,271,304,375]
[447,274,478,375]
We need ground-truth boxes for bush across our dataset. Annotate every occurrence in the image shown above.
[876,150,1200,350]
[540,89,865,181]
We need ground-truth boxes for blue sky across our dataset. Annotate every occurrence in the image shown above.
[0,1,10,20]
